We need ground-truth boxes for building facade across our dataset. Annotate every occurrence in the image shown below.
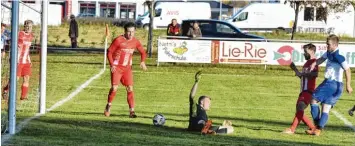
[70,0,146,20]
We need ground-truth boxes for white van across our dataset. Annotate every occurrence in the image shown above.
[227,3,295,33]
[138,2,211,30]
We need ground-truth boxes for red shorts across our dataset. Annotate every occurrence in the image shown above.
[17,63,31,77]
[297,91,313,105]
[111,66,133,86]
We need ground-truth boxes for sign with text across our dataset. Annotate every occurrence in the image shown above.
[216,41,268,64]
[157,39,355,67]
[158,39,211,63]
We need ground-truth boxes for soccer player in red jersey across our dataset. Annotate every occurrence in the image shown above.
[283,44,318,134]
[3,20,34,100]
[104,22,147,118]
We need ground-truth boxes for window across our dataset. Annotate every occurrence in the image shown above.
[100,3,115,18]
[80,3,96,17]
[200,23,213,31]
[216,23,236,34]
[316,7,327,22]
[22,0,35,3]
[235,12,248,21]
[304,6,327,22]
[155,8,162,17]
[120,4,136,19]
[304,7,314,21]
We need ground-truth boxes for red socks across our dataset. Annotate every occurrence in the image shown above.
[290,110,315,132]
[127,91,135,109]
[21,85,29,100]
[107,89,135,110]
[107,89,116,103]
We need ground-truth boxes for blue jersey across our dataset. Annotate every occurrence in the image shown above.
[1,30,10,50]
[321,49,349,83]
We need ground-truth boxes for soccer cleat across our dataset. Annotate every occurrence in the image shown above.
[20,96,28,100]
[129,111,137,118]
[282,128,295,134]
[306,128,321,136]
[104,104,111,117]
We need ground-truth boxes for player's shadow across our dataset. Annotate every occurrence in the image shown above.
[27,116,333,146]
[49,111,188,123]
[49,110,354,134]
[136,111,355,134]
[339,98,355,102]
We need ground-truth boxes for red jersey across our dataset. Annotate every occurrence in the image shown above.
[18,31,33,64]
[300,59,318,92]
[107,35,146,67]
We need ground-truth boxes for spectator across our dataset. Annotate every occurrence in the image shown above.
[167,19,180,36]
[1,23,10,58]
[187,21,202,38]
[69,14,78,48]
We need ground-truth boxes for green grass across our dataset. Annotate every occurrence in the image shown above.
[45,24,355,50]
[2,53,355,146]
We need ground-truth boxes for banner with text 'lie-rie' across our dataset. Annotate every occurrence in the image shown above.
[158,39,355,67]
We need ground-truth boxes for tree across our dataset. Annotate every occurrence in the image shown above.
[285,0,352,40]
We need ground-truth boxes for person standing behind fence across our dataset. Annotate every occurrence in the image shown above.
[1,23,7,58]
[167,19,180,36]
[1,23,10,58]
[69,14,78,48]
[187,21,202,38]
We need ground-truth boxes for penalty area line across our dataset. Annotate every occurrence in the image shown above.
[1,69,105,145]
[331,110,355,133]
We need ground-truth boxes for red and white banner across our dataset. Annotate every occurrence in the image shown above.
[158,39,355,67]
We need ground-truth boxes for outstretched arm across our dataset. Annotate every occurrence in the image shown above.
[290,62,301,78]
[311,53,327,70]
[189,71,202,118]
[345,67,352,94]
[190,71,202,99]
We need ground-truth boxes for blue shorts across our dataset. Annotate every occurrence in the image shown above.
[312,79,343,106]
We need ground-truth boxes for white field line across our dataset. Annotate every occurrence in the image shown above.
[331,110,355,133]
[1,69,105,145]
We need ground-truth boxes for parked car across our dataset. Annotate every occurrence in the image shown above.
[180,19,266,41]
[226,3,295,33]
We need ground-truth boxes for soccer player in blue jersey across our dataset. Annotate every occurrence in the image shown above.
[306,34,353,136]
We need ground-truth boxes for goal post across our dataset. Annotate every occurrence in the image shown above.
[39,0,48,115]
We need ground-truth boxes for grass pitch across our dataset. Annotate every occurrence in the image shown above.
[2,53,355,146]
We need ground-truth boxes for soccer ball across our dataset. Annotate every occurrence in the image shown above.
[153,114,166,126]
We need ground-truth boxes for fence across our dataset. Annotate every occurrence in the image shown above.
[157,36,355,68]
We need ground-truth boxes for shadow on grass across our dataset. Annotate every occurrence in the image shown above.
[49,110,353,135]
[5,116,332,146]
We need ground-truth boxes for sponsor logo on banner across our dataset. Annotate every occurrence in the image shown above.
[218,41,267,64]
[211,41,220,64]
[270,43,355,67]
[158,39,355,67]
[157,39,211,63]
